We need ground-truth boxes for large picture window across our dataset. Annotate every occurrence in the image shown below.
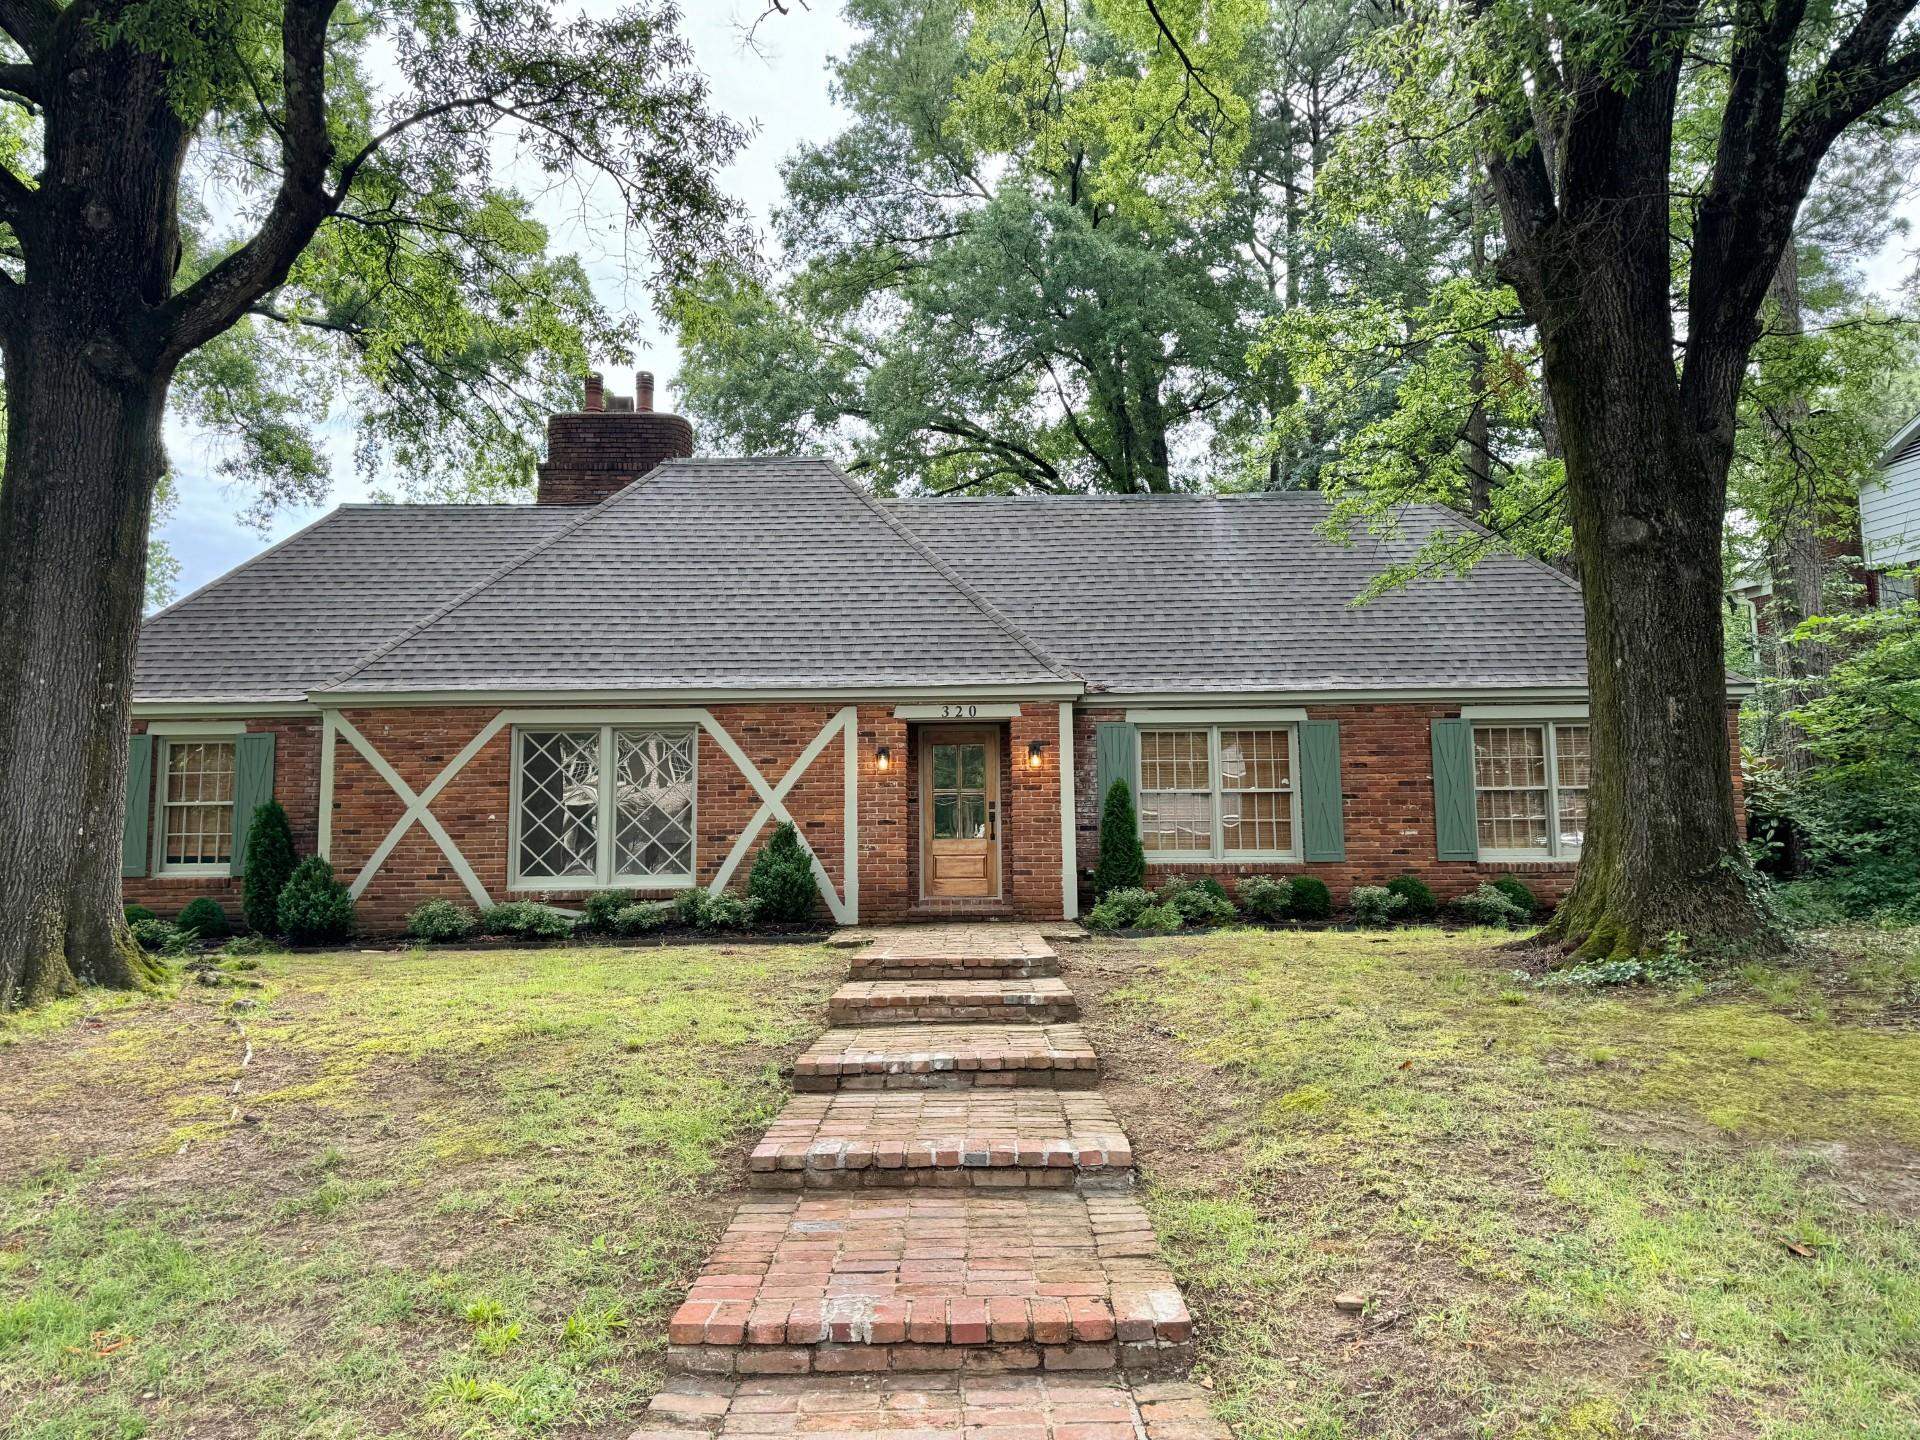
[1472,722,1588,860]
[1139,726,1297,860]
[513,726,695,888]
[156,739,237,874]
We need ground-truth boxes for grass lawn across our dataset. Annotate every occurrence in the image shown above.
[0,939,841,1439]
[1073,926,1920,1440]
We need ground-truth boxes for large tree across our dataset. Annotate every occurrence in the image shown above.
[0,0,743,1008]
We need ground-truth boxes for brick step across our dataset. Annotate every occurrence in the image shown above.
[847,929,1061,984]
[848,955,1062,982]
[632,1372,1233,1437]
[665,1191,1194,1379]
[828,978,1079,1026]
[793,1024,1099,1092]
[749,1091,1132,1191]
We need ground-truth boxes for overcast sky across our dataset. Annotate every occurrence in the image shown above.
[158,1,859,601]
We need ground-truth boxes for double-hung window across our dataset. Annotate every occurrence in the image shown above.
[1138,726,1298,860]
[512,725,696,888]
[1472,722,1589,860]
[155,739,238,875]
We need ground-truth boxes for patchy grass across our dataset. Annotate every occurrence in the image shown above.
[0,940,839,1439]
[1075,926,1920,1440]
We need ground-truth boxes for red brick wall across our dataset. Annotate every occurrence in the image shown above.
[124,715,322,921]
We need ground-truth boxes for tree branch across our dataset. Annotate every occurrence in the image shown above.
[0,61,41,109]
[0,0,56,58]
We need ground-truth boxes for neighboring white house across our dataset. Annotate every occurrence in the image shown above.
[1866,410,1920,606]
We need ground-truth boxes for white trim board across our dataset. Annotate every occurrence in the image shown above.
[144,720,248,737]
[894,703,1023,720]
[1057,702,1077,921]
[1459,704,1591,721]
[315,683,1083,706]
[1124,707,1309,725]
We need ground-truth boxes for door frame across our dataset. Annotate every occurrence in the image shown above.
[917,723,1003,901]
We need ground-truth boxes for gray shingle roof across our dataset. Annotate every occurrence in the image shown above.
[134,505,577,702]
[888,493,1588,694]
[136,460,1593,704]
[316,459,1074,695]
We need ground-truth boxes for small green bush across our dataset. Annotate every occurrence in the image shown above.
[242,799,298,935]
[1094,780,1147,896]
[675,888,758,931]
[124,903,157,925]
[1490,875,1538,915]
[1085,887,1155,931]
[277,857,356,944]
[1235,876,1293,921]
[612,901,676,935]
[1289,876,1332,920]
[478,901,574,939]
[405,898,477,942]
[1453,882,1527,928]
[129,917,191,955]
[175,897,229,939]
[1157,879,1237,925]
[578,890,637,934]
[748,822,818,923]
[1385,875,1438,920]
[221,935,281,958]
[1131,902,1184,934]
[1348,885,1406,927]
[1539,933,1701,989]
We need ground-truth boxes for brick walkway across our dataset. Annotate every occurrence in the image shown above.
[631,924,1229,1439]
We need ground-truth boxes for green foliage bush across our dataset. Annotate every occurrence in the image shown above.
[1094,780,1146,896]
[1131,902,1183,934]
[748,822,818,923]
[578,890,637,934]
[675,888,758,931]
[1490,875,1538,915]
[1085,887,1155,931]
[1235,876,1293,921]
[175,897,229,939]
[405,899,477,942]
[221,935,281,958]
[1538,932,1701,989]
[1454,882,1527,928]
[612,901,676,935]
[1348,885,1405,927]
[123,903,158,926]
[1289,876,1332,920]
[1156,877,1237,925]
[478,901,574,939]
[129,916,191,955]
[277,858,357,944]
[1385,875,1438,920]
[242,799,298,935]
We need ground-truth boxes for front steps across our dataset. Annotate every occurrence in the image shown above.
[827,977,1079,1026]
[665,1191,1194,1378]
[749,1090,1132,1190]
[657,922,1221,1428]
[793,1024,1100,1091]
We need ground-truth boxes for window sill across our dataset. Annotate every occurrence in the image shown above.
[152,865,234,879]
[1146,853,1301,866]
[1477,851,1581,866]
[508,876,696,893]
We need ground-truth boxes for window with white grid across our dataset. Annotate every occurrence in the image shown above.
[157,740,236,873]
[1472,722,1589,859]
[1139,726,1298,860]
[513,726,696,888]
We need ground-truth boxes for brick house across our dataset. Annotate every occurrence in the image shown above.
[126,378,1745,929]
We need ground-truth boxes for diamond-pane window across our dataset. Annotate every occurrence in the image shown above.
[513,726,698,888]
[614,729,695,880]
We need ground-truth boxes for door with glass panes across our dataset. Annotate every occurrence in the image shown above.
[920,727,999,898]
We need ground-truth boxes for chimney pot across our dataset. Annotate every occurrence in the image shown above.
[637,371,655,413]
[583,371,605,413]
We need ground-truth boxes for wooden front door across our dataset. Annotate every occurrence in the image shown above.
[921,727,1000,898]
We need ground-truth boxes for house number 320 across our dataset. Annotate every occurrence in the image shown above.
[940,704,979,718]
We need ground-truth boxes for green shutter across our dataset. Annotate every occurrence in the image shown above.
[1298,720,1345,862]
[1431,718,1479,861]
[229,732,276,877]
[122,735,154,878]
[1094,722,1137,810]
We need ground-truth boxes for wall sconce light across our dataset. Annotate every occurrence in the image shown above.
[876,745,892,772]
[1027,740,1046,769]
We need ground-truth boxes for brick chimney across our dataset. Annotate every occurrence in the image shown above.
[535,370,694,505]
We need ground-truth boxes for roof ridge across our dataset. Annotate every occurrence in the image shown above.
[316,462,683,693]
[822,462,1081,683]
[143,506,348,627]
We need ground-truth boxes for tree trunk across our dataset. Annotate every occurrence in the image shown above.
[1533,250,1784,961]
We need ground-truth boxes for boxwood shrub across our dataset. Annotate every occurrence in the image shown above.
[1289,876,1333,920]
[1385,875,1438,920]
[406,898,477,942]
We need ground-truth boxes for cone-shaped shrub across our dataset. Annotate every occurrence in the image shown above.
[1094,780,1147,897]
[277,857,356,944]
[748,821,818,923]
[242,800,297,935]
